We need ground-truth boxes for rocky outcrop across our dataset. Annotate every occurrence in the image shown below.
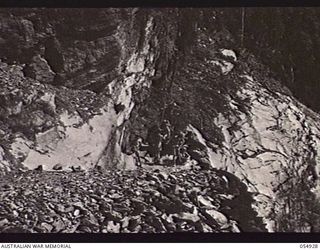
[186,74,320,232]
[118,14,320,232]
[0,9,161,172]
[23,55,56,83]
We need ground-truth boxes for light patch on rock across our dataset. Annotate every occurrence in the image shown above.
[220,49,237,61]
[240,74,254,82]
[121,153,137,171]
[115,75,137,126]
[22,104,117,170]
[127,54,145,73]
[187,125,218,169]
[9,136,32,161]
[107,79,117,95]
[141,17,154,55]
[34,126,65,153]
[209,60,234,75]
[40,92,56,113]
[187,125,207,146]
[10,101,23,115]
[30,55,56,83]
[20,19,36,47]
[60,111,83,127]
[205,209,228,226]
[126,18,154,74]
[198,195,216,208]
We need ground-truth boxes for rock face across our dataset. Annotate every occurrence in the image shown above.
[0,8,160,171]
[1,8,320,232]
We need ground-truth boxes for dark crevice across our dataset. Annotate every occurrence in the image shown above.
[44,37,64,73]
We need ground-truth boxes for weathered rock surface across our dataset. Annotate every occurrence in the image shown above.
[0,8,320,233]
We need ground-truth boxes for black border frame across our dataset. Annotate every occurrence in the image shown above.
[0,0,319,8]
[1,0,320,243]
[0,233,320,243]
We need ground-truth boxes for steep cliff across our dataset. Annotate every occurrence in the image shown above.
[0,8,158,172]
[1,8,320,233]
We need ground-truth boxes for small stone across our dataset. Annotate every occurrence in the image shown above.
[121,216,130,229]
[62,221,80,233]
[149,180,156,185]
[73,209,80,217]
[173,212,200,223]
[70,166,82,172]
[89,194,102,201]
[135,190,141,196]
[109,193,122,199]
[41,222,53,233]
[198,195,215,208]
[229,220,241,233]
[34,165,43,171]
[104,210,123,223]
[65,206,74,213]
[77,225,92,233]
[0,218,9,227]
[53,163,63,171]
[43,202,54,210]
[73,201,85,209]
[52,218,65,232]
[106,221,121,233]
[53,186,63,193]
[55,204,66,213]
[205,209,228,226]
[9,202,19,210]
[81,214,99,227]
[148,216,166,232]
[198,222,214,232]
[169,174,178,182]
[158,171,169,180]
[44,216,54,223]
[23,189,34,196]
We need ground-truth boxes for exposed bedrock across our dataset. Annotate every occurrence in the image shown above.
[1,8,320,232]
